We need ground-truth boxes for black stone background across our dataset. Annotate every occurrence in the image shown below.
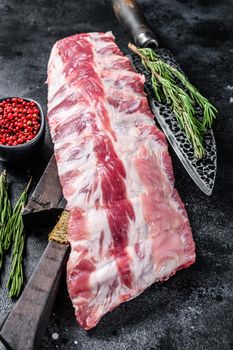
[0,0,232,349]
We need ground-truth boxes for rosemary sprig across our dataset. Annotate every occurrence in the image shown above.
[6,215,25,298]
[129,43,217,158]
[4,178,31,298]
[0,171,12,270]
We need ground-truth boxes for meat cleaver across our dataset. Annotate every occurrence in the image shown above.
[0,156,67,350]
[112,0,217,195]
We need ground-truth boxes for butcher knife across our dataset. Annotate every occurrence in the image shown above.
[0,156,68,350]
[112,0,217,195]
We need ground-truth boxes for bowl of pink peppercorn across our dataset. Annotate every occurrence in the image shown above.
[0,97,45,162]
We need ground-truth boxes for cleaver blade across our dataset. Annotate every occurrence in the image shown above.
[113,0,217,195]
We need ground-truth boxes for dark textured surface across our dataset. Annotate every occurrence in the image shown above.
[0,0,233,349]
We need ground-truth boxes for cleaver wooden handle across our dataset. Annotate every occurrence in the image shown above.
[0,240,69,350]
[112,0,159,48]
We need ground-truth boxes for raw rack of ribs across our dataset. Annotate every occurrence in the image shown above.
[47,31,195,330]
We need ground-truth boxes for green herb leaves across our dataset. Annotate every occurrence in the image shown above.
[6,180,31,298]
[0,171,31,298]
[0,171,12,269]
[129,44,217,159]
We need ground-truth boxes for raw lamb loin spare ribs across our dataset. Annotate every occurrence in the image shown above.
[47,31,195,330]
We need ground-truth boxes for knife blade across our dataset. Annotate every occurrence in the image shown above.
[23,155,65,230]
[112,0,217,195]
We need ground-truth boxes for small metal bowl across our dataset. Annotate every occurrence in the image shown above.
[0,97,45,162]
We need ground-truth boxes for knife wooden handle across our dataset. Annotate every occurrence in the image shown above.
[112,0,159,47]
[0,240,69,350]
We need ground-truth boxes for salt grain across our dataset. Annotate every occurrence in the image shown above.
[52,333,59,340]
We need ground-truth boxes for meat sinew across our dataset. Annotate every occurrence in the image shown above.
[47,32,195,330]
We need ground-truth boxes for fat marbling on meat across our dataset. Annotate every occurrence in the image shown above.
[47,31,195,330]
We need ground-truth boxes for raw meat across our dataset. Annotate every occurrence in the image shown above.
[47,31,195,330]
